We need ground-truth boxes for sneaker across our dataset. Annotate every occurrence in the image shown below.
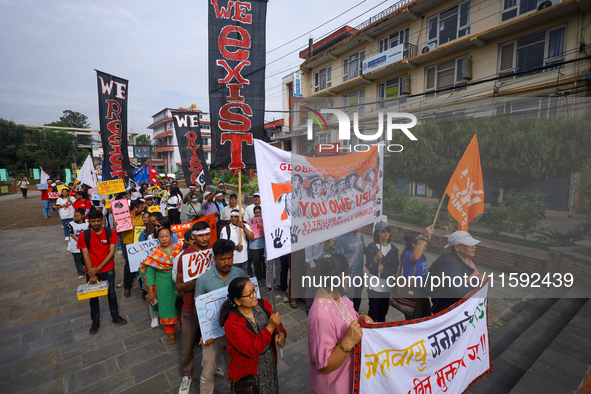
[151,316,159,328]
[65,236,69,241]
[112,315,128,326]
[281,292,289,303]
[78,275,85,279]
[215,365,224,378]
[179,376,192,394]
[267,287,272,294]
[89,321,100,335]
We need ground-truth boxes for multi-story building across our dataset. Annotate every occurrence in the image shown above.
[148,107,212,174]
[276,0,590,210]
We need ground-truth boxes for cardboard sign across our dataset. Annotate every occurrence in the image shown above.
[134,226,145,243]
[126,239,161,272]
[89,188,101,201]
[0,186,8,194]
[195,278,261,341]
[48,192,61,199]
[249,217,264,239]
[97,179,125,196]
[182,249,214,282]
[148,205,160,213]
[112,199,133,232]
[57,185,68,193]
[170,213,218,244]
[105,199,111,209]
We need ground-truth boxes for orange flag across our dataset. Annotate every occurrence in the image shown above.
[444,135,484,231]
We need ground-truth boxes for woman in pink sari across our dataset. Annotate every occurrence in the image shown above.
[307,254,373,393]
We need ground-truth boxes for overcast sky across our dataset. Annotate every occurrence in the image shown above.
[0,0,391,136]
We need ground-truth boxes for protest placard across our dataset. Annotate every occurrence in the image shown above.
[48,192,61,199]
[112,199,133,232]
[126,239,161,272]
[255,140,383,260]
[354,283,491,394]
[249,217,264,239]
[89,188,101,201]
[182,249,214,282]
[57,185,68,193]
[148,205,160,213]
[97,179,125,196]
[134,226,145,243]
[195,278,261,341]
[171,213,218,244]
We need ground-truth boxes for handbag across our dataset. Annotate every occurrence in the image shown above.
[233,375,258,394]
[389,261,417,315]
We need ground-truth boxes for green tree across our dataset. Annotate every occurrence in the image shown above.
[385,115,591,197]
[136,134,152,146]
[45,110,91,129]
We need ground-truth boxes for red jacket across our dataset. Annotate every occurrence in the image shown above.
[224,299,287,382]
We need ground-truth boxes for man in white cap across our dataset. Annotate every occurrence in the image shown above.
[220,209,254,275]
[183,184,202,206]
[220,193,242,222]
[242,191,260,222]
[425,231,482,314]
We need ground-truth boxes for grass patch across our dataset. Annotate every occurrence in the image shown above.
[468,230,549,251]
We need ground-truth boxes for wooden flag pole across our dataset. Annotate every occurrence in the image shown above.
[238,171,243,245]
[432,194,447,227]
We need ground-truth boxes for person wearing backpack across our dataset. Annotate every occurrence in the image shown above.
[77,209,128,335]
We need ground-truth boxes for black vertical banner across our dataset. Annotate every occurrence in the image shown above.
[171,111,213,187]
[96,70,133,183]
[208,0,267,169]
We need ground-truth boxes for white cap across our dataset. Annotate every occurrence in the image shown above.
[253,191,260,197]
[144,194,153,199]
[445,231,481,248]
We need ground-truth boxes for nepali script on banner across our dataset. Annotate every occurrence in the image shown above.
[96,70,133,183]
[254,140,383,260]
[355,283,491,394]
[171,111,212,187]
[208,0,267,169]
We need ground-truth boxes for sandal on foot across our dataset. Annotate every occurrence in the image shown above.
[290,300,298,308]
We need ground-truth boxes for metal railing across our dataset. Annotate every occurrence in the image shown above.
[354,0,418,31]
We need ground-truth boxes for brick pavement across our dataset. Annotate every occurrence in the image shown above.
[0,223,529,393]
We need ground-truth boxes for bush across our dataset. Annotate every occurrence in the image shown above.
[242,176,259,194]
[488,191,547,239]
[534,227,584,246]
[383,179,408,212]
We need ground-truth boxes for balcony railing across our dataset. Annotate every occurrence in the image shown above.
[354,0,418,31]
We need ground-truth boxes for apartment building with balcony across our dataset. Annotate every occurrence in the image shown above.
[276,0,590,209]
[147,107,212,174]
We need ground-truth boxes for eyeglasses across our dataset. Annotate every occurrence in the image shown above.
[239,289,257,299]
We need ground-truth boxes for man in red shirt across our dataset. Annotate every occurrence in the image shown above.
[78,209,128,335]
[175,221,212,394]
[41,178,54,218]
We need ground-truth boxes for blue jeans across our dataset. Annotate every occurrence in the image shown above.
[87,270,120,323]
[61,218,73,237]
[42,200,52,216]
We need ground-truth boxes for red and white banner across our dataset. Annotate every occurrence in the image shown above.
[254,140,383,260]
[355,283,491,394]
